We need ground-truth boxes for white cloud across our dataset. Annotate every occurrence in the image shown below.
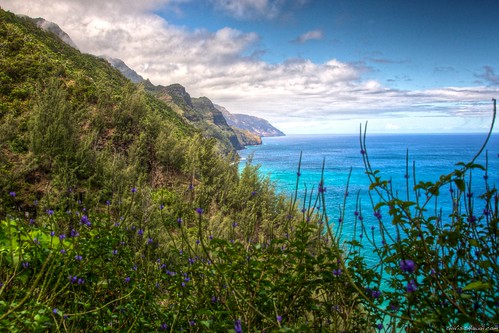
[209,0,304,20]
[293,29,324,43]
[2,0,498,134]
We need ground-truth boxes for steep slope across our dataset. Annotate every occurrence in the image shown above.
[18,15,281,150]
[31,17,79,49]
[146,83,244,152]
[102,56,145,83]
[215,104,285,137]
[99,55,280,146]
[0,9,215,207]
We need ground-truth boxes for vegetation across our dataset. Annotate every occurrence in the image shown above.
[0,8,497,332]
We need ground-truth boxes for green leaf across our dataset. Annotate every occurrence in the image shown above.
[462,281,490,291]
[454,179,465,192]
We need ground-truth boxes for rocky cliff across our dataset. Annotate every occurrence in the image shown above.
[149,84,245,152]
[215,105,285,138]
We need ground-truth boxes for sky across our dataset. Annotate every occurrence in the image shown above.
[2,0,499,134]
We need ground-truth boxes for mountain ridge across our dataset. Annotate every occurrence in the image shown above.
[15,14,285,149]
[215,104,285,138]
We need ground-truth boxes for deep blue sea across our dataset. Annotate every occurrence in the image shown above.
[239,133,499,265]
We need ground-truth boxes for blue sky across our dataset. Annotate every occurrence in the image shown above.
[3,0,499,134]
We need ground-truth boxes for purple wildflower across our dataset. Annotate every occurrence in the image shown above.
[9,191,15,197]
[406,279,417,293]
[195,207,204,215]
[333,269,342,276]
[234,319,242,333]
[276,315,282,323]
[131,187,137,193]
[60,249,66,254]
[160,323,168,330]
[47,209,54,215]
[80,215,89,225]
[22,262,29,269]
[59,234,66,240]
[399,259,415,274]
[124,276,131,283]
[75,255,82,261]
[371,289,381,299]
[138,229,144,236]
[467,215,477,223]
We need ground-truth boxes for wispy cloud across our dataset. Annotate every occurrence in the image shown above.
[209,0,308,20]
[366,57,408,65]
[292,29,324,43]
[434,66,457,74]
[474,66,499,86]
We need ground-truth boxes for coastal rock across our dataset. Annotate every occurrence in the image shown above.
[215,104,285,138]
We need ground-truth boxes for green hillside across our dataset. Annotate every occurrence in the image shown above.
[0,9,239,209]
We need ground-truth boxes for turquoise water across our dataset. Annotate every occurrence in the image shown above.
[238,133,499,263]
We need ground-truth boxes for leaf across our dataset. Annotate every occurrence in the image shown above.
[468,239,479,247]
[462,281,490,291]
[454,179,465,192]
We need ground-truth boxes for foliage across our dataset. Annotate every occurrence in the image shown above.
[343,109,498,332]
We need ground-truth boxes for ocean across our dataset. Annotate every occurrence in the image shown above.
[238,133,499,265]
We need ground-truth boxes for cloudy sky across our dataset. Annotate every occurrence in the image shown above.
[3,0,499,134]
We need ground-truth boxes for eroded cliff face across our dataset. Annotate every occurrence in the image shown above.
[215,104,285,138]
[149,84,244,152]
[231,128,262,146]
